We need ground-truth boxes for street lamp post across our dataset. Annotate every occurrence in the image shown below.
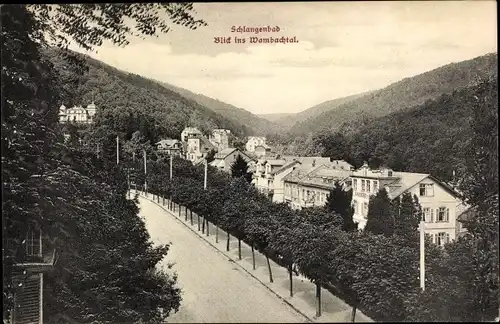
[143,150,147,196]
[420,218,425,291]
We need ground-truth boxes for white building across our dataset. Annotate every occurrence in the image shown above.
[156,138,183,157]
[283,161,353,210]
[186,135,215,163]
[351,163,468,246]
[245,136,267,152]
[209,129,231,151]
[253,159,288,197]
[59,102,97,124]
[268,156,342,204]
[181,127,203,142]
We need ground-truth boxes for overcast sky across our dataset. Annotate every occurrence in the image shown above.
[72,1,497,115]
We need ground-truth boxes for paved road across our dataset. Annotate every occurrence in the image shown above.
[138,197,307,323]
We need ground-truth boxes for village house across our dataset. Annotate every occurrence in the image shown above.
[209,129,231,151]
[253,158,288,197]
[8,224,56,324]
[156,138,183,157]
[58,102,97,124]
[181,127,203,142]
[283,160,354,209]
[271,157,333,204]
[254,144,272,158]
[245,136,267,152]
[210,148,256,173]
[351,163,468,246]
[185,135,216,163]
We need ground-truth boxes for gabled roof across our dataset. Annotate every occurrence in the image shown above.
[216,148,238,158]
[156,139,181,147]
[215,148,256,162]
[266,159,287,166]
[274,160,301,175]
[255,144,271,150]
[384,172,461,200]
[182,127,202,134]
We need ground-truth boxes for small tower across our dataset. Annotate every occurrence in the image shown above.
[86,102,97,122]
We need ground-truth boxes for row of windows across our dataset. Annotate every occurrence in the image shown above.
[284,184,328,204]
[430,232,451,246]
[353,200,451,223]
[423,207,450,223]
[353,179,379,194]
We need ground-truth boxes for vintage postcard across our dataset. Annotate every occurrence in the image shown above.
[2,2,498,323]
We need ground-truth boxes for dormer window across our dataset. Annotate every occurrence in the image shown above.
[388,171,393,177]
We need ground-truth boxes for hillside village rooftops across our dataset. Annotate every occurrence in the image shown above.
[215,148,239,159]
[284,161,353,188]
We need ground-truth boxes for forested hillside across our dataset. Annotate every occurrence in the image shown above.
[288,53,498,136]
[43,48,249,143]
[161,83,285,136]
[315,76,498,182]
[265,92,369,131]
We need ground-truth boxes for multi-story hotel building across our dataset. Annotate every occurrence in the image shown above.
[351,163,467,245]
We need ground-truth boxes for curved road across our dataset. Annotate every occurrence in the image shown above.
[138,197,307,323]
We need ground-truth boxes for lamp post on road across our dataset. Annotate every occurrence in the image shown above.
[204,158,209,237]
[420,217,425,291]
[143,149,147,196]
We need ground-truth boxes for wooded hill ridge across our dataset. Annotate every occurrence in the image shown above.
[285,52,498,136]
[160,82,286,136]
[44,48,253,141]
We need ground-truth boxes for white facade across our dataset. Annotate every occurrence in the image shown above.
[59,103,97,124]
[186,136,214,163]
[351,164,467,246]
[245,136,267,152]
[283,162,353,210]
[253,159,287,197]
[209,129,231,151]
[181,127,203,142]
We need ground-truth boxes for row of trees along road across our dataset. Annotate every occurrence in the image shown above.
[2,4,207,323]
[120,84,497,321]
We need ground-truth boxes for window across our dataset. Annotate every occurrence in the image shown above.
[361,180,366,192]
[367,180,371,192]
[437,207,449,222]
[353,200,358,214]
[363,202,368,218]
[353,179,357,191]
[373,180,379,192]
[436,232,450,246]
[26,228,41,257]
[419,184,434,197]
[388,171,393,177]
[423,208,433,222]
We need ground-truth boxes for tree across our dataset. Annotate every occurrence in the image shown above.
[325,181,358,231]
[29,4,206,51]
[364,189,394,237]
[230,155,252,183]
[2,3,206,322]
[393,192,421,237]
[205,148,216,163]
[458,78,498,207]
[221,177,251,258]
